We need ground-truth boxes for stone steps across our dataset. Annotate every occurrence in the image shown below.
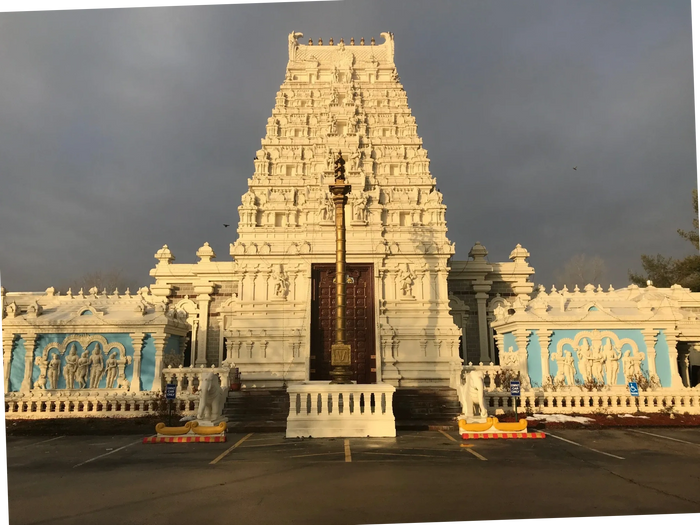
[221,387,462,432]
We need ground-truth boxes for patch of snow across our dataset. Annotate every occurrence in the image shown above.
[526,414,595,424]
[617,414,650,419]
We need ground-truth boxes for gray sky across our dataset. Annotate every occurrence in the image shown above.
[0,0,696,291]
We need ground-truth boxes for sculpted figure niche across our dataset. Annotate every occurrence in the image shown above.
[63,346,79,389]
[398,264,416,299]
[47,354,60,390]
[76,350,90,388]
[105,352,119,389]
[89,346,104,388]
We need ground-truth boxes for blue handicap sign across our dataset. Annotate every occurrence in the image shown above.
[510,381,521,396]
[165,384,177,400]
[628,382,639,397]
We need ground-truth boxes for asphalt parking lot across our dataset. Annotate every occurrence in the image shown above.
[6,428,700,525]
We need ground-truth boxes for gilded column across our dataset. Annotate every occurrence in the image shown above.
[129,332,146,392]
[20,333,38,393]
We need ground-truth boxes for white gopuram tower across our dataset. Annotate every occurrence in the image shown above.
[155,32,462,388]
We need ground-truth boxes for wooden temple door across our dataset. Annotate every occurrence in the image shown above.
[310,263,376,384]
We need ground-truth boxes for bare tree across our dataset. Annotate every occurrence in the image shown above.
[554,254,607,289]
[58,268,138,294]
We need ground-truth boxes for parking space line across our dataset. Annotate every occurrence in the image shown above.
[438,430,459,443]
[290,452,345,458]
[73,439,141,468]
[463,448,487,461]
[210,433,253,465]
[627,429,700,447]
[23,436,64,448]
[543,431,625,460]
[364,451,438,458]
[242,442,296,448]
[344,439,352,462]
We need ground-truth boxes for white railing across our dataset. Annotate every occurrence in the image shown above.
[286,382,396,438]
[4,390,198,419]
[452,363,519,393]
[485,390,700,415]
[162,365,232,394]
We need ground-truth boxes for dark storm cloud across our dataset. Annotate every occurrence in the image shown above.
[0,0,695,291]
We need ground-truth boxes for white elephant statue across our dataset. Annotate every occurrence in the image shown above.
[196,373,226,422]
[457,369,487,421]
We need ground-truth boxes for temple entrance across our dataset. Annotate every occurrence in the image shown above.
[310,263,376,384]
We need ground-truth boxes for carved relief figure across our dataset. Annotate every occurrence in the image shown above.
[398,264,415,298]
[63,345,79,389]
[288,31,303,60]
[563,351,576,386]
[272,265,290,299]
[322,193,335,221]
[551,352,566,384]
[590,340,605,382]
[76,350,90,388]
[242,191,256,207]
[353,192,369,221]
[603,339,620,385]
[576,340,593,382]
[349,149,360,170]
[622,350,645,380]
[47,353,61,390]
[89,346,104,388]
[105,352,119,389]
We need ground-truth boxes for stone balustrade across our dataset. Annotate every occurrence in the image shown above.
[485,390,700,415]
[286,382,396,437]
[162,365,232,395]
[4,390,198,419]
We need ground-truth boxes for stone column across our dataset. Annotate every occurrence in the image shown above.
[494,332,506,365]
[539,328,552,385]
[2,331,16,393]
[664,330,684,389]
[486,313,495,364]
[20,333,38,393]
[641,328,658,378]
[473,284,491,364]
[151,333,170,393]
[194,284,214,366]
[129,332,146,392]
[514,329,531,388]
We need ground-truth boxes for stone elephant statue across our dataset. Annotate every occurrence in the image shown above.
[196,373,226,421]
[457,369,487,419]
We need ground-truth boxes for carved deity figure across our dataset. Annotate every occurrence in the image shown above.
[89,347,104,388]
[76,350,90,388]
[272,265,290,299]
[63,345,79,389]
[328,115,337,135]
[603,340,620,385]
[577,340,593,382]
[47,353,61,390]
[322,194,335,221]
[242,191,256,207]
[562,351,576,386]
[105,352,119,389]
[330,90,338,105]
[353,192,369,221]
[398,264,415,298]
[590,340,605,383]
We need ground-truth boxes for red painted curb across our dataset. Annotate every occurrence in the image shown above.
[461,432,545,439]
[142,435,227,443]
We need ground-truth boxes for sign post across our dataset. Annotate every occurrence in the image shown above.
[510,380,521,421]
[628,381,639,412]
[165,383,177,427]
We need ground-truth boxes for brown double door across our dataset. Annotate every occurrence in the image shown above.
[310,263,376,384]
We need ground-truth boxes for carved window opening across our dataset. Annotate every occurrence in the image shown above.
[285,165,294,176]
[275,213,284,227]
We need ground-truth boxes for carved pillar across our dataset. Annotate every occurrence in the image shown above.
[151,333,170,393]
[664,330,684,389]
[494,332,506,365]
[2,331,16,393]
[641,328,658,378]
[473,286,491,364]
[194,284,214,365]
[486,313,495,364]
[20,333,38,393]
[514,329,531,388]
[129,332,146,392]
[539,328,552,384]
